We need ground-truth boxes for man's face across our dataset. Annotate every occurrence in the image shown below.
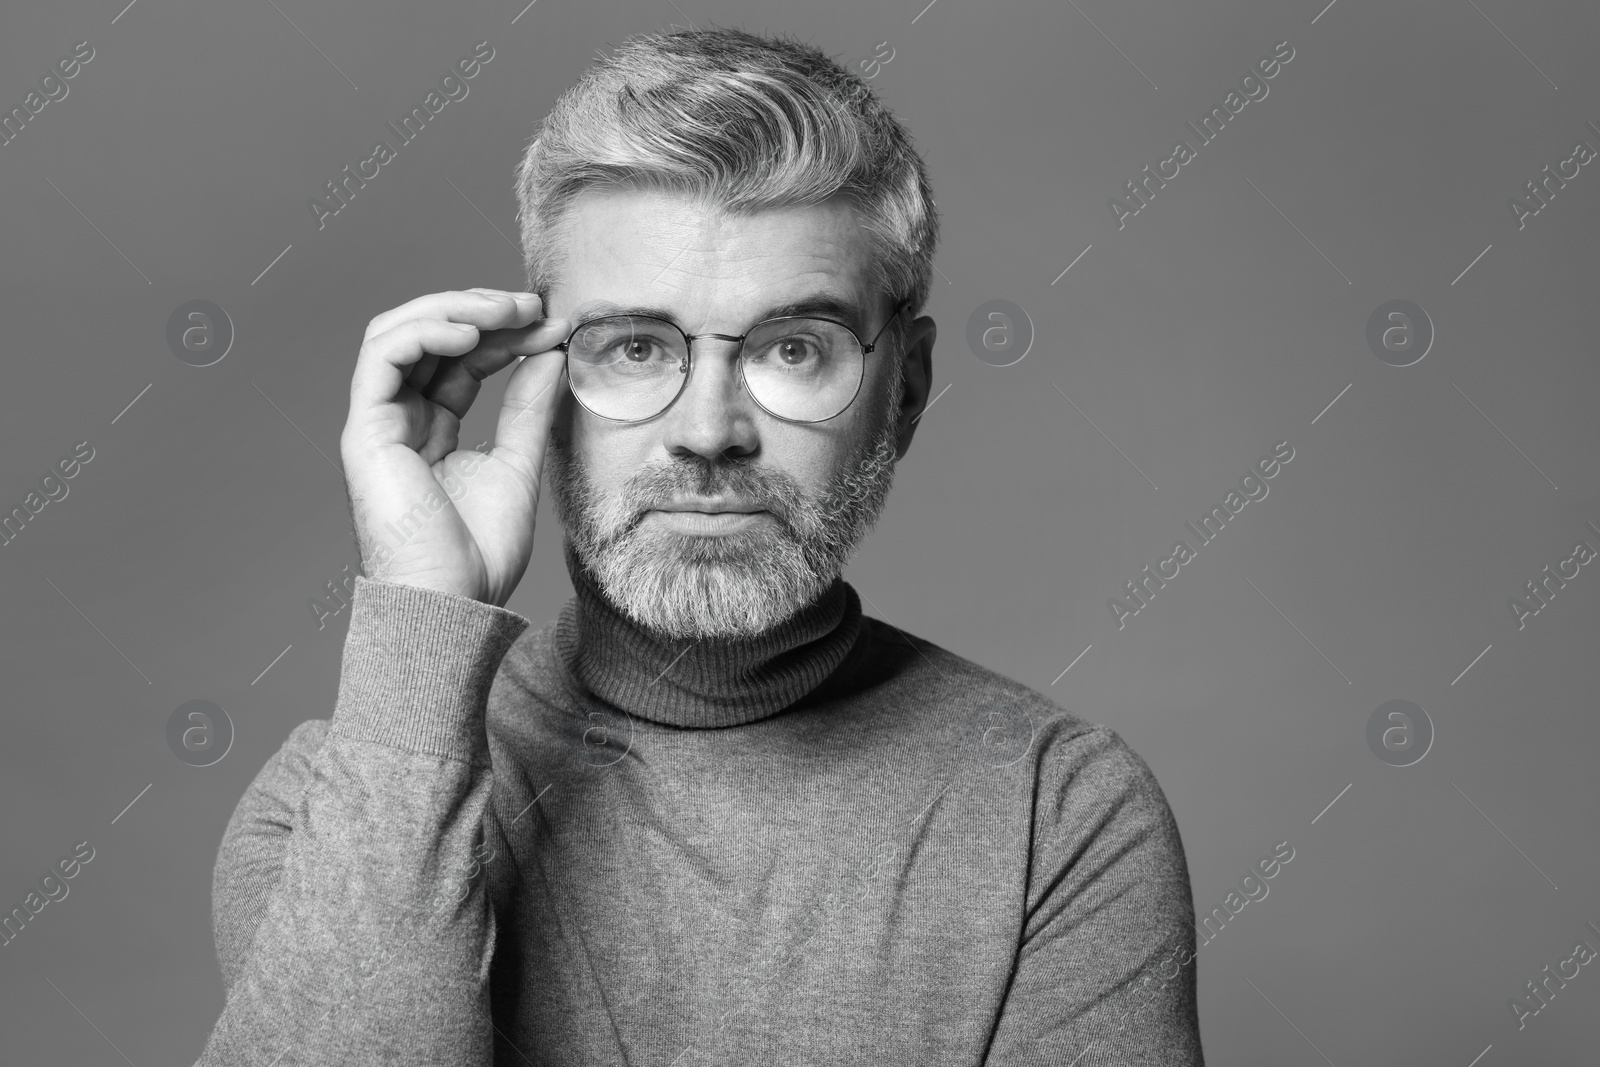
[542,187,932,640]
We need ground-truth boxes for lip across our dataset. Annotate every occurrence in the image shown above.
[651,498,764,514]
[644,508,771,535]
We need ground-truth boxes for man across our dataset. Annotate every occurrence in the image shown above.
[199,25,1203,1066]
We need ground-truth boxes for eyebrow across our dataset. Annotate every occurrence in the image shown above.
[569,294,869,334]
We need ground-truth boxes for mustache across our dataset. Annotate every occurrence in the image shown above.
[617,457,808,536]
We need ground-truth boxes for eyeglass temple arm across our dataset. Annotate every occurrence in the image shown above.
[863,298,911,353]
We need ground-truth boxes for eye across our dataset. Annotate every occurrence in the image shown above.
[775,339,816,365]
[571,318,681,368]
[619,339,660,363]
[754,334,824,368]
[602,336,678,370]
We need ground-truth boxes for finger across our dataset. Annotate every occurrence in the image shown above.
[350,318,487,412]
[484,349,568,486]
[363,289,541,344]
[405,350,442,392]
[415,401,463,467]
[364,288,531,342]
[419,318,572,420]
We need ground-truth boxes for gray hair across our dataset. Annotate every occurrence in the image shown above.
[512,25,940,355]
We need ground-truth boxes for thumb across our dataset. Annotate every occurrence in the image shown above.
[489,346,567,485]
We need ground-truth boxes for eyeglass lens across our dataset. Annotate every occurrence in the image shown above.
[565,315,866,423]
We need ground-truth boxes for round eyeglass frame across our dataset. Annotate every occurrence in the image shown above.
[554,297,911,425]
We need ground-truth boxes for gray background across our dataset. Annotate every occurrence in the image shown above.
[2,0,1597,1063]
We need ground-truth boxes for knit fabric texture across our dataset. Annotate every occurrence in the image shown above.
[199,547,1204,1065]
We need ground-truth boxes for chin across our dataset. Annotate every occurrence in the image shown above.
[595,529,834,641]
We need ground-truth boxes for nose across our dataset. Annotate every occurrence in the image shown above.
[657,337,760,460]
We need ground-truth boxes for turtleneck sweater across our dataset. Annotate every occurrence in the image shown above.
[197,547,1204,1066]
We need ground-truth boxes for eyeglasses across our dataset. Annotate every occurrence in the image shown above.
[555,298,909,424]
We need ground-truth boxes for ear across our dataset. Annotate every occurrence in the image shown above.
[893,315,937,460]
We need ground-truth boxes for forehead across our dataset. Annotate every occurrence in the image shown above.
[553,186,878,330]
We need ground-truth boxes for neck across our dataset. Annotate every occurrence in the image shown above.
[554,542,863,728]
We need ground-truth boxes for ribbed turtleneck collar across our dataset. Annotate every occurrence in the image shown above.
[553,543,865,729]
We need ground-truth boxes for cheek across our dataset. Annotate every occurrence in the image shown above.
[569,418,646,498]
[767,422,857,494]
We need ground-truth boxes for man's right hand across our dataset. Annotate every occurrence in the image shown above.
[339,288,572,607]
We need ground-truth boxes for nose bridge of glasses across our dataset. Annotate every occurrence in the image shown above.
[679,330,752,377]
[675,329,745,382]
[675,329,748,396]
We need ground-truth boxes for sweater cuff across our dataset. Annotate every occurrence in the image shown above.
[329,575,531,763]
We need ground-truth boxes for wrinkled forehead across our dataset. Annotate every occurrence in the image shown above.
[548,187,880,334]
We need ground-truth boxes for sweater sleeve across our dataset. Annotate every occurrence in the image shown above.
[195,575,530,1067]
[985,723,1204,1067]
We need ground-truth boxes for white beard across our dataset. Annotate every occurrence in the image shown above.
[546,384,902,641]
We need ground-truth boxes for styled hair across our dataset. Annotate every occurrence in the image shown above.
[512,25,939,355]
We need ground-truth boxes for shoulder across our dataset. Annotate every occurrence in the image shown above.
[857,614,1110,750]
[860,617,1181,844]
